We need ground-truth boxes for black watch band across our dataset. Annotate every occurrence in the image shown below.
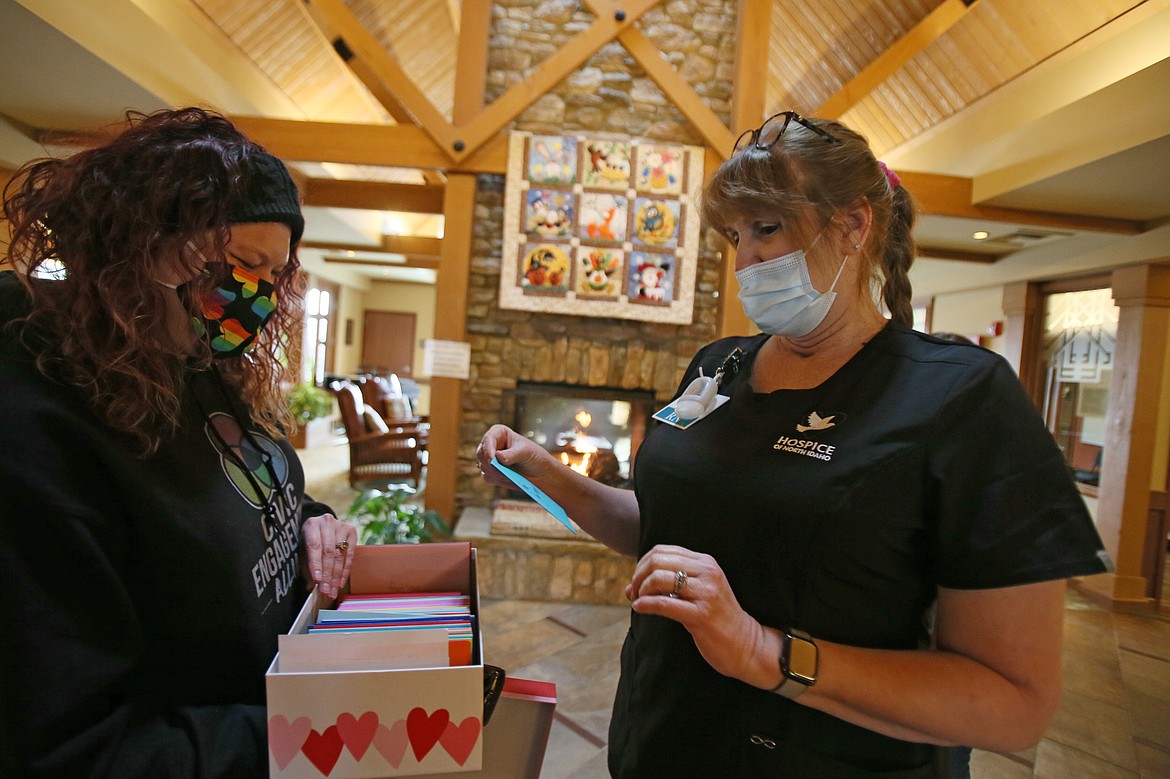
[772,628,818,699]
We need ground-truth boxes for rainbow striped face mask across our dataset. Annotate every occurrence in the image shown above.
[193,263,278,359]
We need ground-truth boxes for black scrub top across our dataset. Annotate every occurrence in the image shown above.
[608,324,1110,778]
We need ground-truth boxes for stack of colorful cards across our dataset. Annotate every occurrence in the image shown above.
[306,591,475,667]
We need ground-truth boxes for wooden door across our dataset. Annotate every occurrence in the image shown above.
[361,310,416,377]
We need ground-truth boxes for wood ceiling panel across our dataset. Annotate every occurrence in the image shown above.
[839,0,1144,156]
[767,0,942,120]
[348,0,457,120]
[192,0,386,123]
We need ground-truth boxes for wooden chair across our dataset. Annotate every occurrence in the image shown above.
[357,375,430,428]
[333,381,427,490]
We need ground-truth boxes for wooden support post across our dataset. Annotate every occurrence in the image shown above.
[1077,263,1170,610]
[425,174,477,522]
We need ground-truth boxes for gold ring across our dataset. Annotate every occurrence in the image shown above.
[335,541,349,552]
[673,570,688,595]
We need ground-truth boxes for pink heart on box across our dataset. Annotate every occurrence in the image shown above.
[302,725,344,776]
[269,715,312,770]
[439,716,482,766]
[407,707,450,762]
[371,719,408,768]
[336,711,379,760]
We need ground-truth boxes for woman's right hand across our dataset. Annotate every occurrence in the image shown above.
[475,424,555,486]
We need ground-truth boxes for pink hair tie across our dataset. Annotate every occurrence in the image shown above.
[878,161,901,190]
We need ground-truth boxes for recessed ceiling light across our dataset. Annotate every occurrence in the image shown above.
[972,231,990,240]
[346,250,356,257]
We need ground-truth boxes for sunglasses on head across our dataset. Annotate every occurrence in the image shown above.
[733,111,842,154]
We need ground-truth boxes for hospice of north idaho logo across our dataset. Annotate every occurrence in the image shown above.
[773,411,845,462]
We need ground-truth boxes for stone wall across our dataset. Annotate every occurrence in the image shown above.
[456,0,739,514]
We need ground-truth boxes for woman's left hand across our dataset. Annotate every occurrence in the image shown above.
[300,514,358,600]
[627,544,769,684]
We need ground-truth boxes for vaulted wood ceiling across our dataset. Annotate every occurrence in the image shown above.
[2,0,1168,287]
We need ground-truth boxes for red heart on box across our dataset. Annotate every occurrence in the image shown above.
[407,707,450,762]
[302,725,344,776]
[268,714,312,770]
[372,719,409,768]
[439,716,482,766]
[336,711,379,760]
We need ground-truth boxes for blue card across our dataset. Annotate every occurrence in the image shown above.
[490,456,576,534]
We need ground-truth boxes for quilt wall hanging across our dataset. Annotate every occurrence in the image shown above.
[499,132,705,325]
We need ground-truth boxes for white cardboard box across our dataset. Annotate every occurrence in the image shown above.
[267,542,485,778]
[411,678,557,779]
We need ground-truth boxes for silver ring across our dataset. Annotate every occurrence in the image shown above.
[673,570,688,595]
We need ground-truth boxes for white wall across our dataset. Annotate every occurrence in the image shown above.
[929,286,1006,353]
[332,284,366,376]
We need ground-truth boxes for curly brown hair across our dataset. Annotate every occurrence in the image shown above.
[1,107,304,454]
[701,115,918,328]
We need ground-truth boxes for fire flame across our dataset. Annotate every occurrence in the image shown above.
[574,409,592,429]
[560,450,594,476]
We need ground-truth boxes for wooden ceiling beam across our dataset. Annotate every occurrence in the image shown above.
[917,246,1003,263]
[899,170,1144,235]
[452,0,492,126]
[817,0,976,119]
[302,234,440,261]
[731,0,770,134]
[448,0,662,162]
[321,255,439,270]
[292,0,397,123]
[382,235,442,255]
[445,0,462,36]
[226,116,508,174]
[303,178,445,214]
[305,0,455,150]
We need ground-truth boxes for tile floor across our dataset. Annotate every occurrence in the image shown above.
[300,439,1170,778]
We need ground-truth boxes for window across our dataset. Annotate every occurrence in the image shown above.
[302,286,332,385]
[1039,288,1117,491]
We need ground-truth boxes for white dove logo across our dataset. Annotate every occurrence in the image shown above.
[796,411,836,433]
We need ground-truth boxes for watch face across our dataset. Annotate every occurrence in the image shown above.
[788,637,818,684]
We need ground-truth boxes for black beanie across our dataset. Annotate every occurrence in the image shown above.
[228,151,305,246]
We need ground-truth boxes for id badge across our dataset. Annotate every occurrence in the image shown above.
[653,393,729,429]
[655,347,743,429]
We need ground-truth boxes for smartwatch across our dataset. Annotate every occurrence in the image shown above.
[773,628,818,700]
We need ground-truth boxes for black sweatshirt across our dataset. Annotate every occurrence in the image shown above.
[0,272,332,778]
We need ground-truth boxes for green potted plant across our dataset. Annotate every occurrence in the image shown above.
[348,487,452,545]
[286,382,334,449]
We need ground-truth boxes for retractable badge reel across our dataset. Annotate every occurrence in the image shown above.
[655,348,743,429]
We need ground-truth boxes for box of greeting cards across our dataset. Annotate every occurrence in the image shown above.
[266,542,485,777]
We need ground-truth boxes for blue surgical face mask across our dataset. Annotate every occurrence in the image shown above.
[735,241,849,338]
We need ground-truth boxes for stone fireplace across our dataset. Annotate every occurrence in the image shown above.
[452,0,738,603]
[453,175,725,604]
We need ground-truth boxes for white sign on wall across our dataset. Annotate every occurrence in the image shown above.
[422,339,471,379]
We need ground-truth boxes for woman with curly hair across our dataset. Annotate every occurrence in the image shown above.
[0,107,356,778]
